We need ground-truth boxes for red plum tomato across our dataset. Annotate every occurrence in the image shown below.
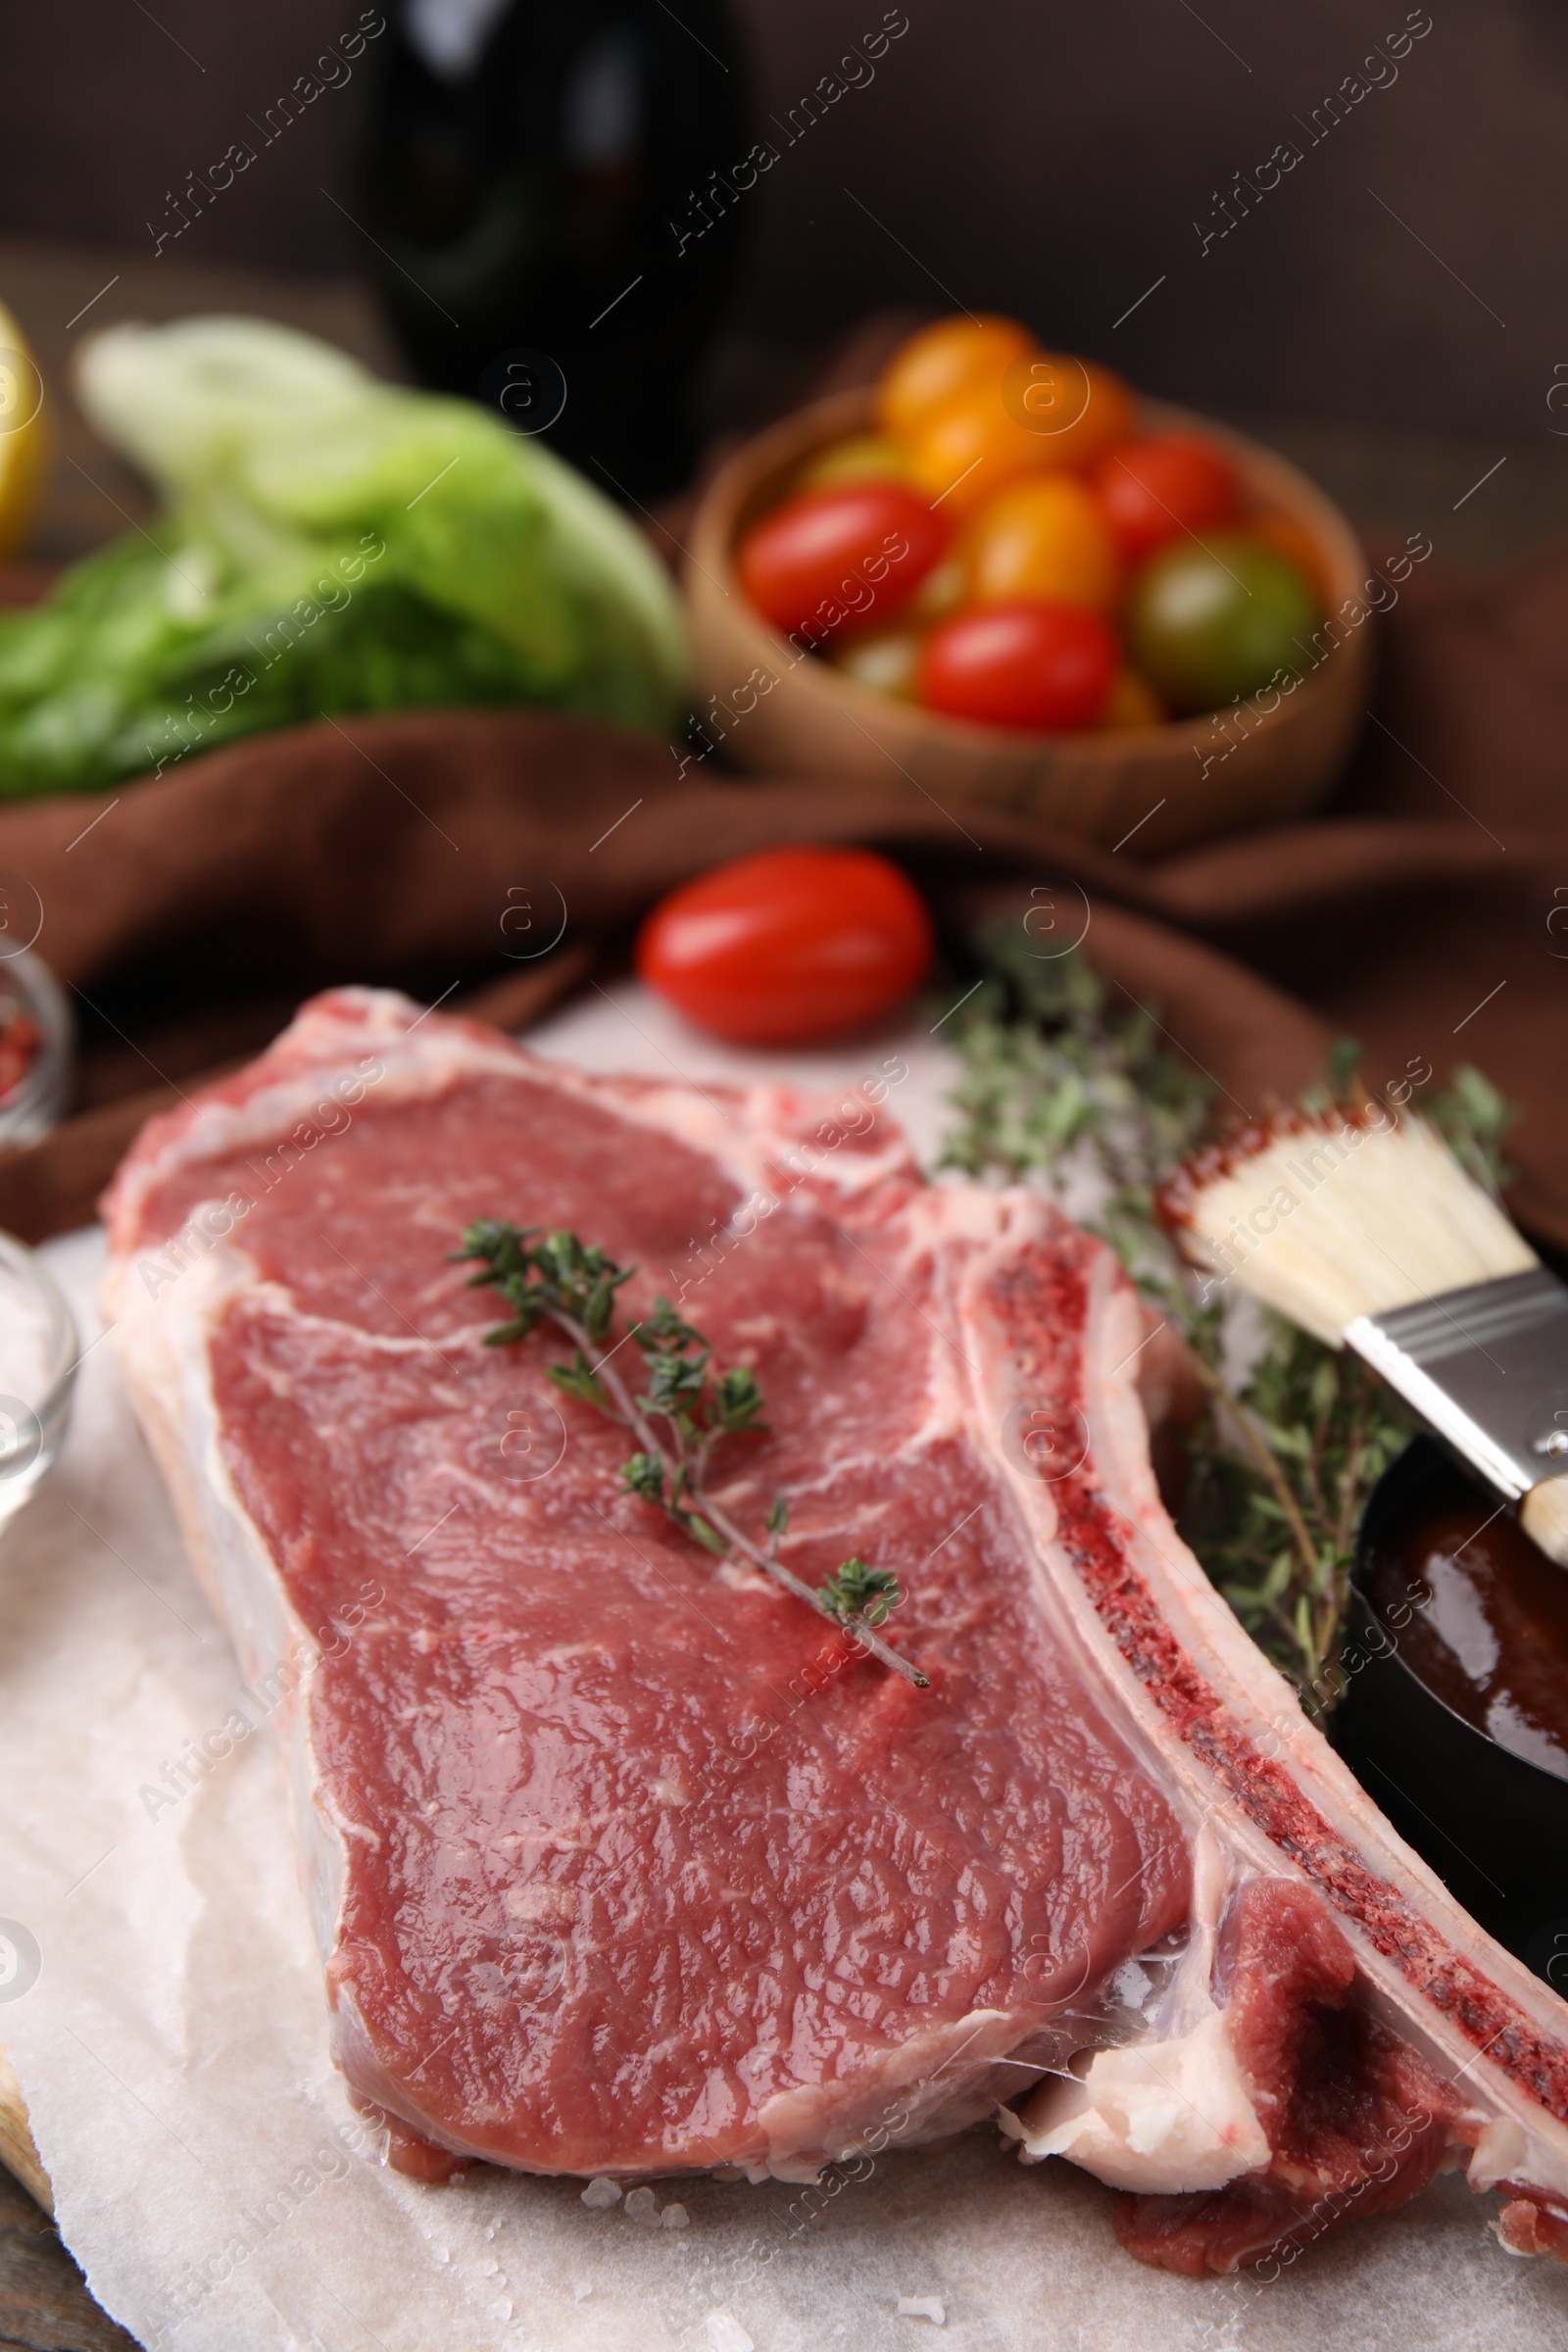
[1092,434,1242,564]
[917,599,1117,731]
[735,484,947,641]
[636,847,934,1046]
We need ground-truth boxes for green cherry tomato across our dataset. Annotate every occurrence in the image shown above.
[1123,532,1321,715]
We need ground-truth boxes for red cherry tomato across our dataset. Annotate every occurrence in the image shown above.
[917,600,1117,731]
[637,847,934,1046]
[736,484,947,642]
[1091,434,1242,564]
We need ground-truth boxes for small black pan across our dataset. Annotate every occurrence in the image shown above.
[1333,1435,1568,1993]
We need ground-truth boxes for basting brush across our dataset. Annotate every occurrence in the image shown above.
[1158,1106,1568,1565]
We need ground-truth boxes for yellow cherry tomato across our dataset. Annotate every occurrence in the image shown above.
[796,433,911,492]
[829,623,923,700]
[903,390,1055,518]
[1098,668,1167,730]
[875,313,1038,443]
[958,475,1120,611]
[908,555,967,622]
[1000,352,1136,473]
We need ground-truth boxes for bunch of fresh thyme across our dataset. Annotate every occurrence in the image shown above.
[452,1222,924,1687]
[941,929,1515,1719]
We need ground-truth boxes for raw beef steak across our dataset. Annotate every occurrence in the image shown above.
[101,990,1568,2270]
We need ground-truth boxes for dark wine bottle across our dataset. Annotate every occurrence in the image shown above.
[359,0,750,499]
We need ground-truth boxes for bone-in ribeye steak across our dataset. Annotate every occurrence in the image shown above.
[101,990,1568,2272]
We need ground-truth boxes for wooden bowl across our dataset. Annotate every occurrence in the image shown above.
[685,389,1374,858]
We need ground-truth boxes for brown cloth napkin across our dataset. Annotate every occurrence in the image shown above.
[0,538,1564,1251]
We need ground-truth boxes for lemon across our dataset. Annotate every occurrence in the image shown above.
[0,304,49,559]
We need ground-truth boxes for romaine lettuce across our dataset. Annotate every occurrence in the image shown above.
[0,316,688,793]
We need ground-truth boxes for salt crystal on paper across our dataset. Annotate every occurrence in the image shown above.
[624,2186,661,2225]
[705,2312,755,2352]
[896,2295,947,2325]
[572,2281,594,2303]
[662,2201,691,2229]
[581,2177,622,2210]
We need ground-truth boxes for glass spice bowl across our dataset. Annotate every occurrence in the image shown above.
[0,945,73,1149]
[0,1228,77,1538]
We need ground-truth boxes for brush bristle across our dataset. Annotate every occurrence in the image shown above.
[1521,1478,1568,1568]
[1162,1111,1537,1344]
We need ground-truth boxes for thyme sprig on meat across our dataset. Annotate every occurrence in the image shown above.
[942,929,1513,1719]
[452,1221,927,1687]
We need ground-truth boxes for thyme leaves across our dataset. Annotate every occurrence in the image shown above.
[941,929,1514,1720]
[452,1221,926,1687]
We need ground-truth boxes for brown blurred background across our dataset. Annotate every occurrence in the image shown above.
[5,0,1568,564]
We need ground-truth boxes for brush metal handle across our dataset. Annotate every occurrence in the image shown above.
[1347,1266,1568,1563]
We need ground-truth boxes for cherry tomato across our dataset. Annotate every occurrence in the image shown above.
[905,356,1135,518]
[958,474,1120,610]
[637,847,934,1046]
[903,392,1056,518]
[917,600,1118,732]
[875,314,1037,442]
[1124,532,1319,715]
[828,623,923,700]
[736,483,947,641]
[1000,353,1135,472]
[907,555,967,621]
[795,434,911,493]
[1092,434,1242,564]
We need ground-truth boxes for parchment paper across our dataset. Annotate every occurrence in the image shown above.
[1,983,1564,2352]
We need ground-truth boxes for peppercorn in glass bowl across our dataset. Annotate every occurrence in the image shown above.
[0,945,73,1150]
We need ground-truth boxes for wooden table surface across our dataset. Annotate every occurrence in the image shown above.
[3,228,1565,2351]
[0,2167,137,2352]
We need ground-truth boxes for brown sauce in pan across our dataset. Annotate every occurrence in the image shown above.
[1365,1504,1568,1781]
